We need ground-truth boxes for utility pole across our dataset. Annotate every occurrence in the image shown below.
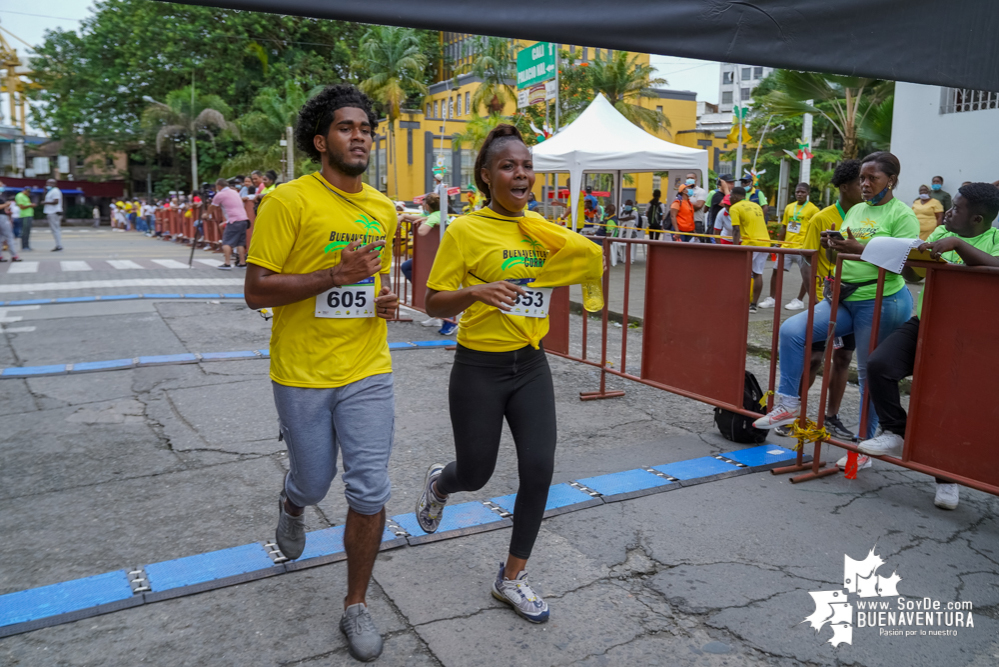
[285,126,295,182]
[189,72,198,192]
[801,103,814,184]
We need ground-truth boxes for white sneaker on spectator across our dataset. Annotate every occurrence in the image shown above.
[752,401,799,429]
[857,432,903,457]
[934,483,959,510]
[758,297,776,309]
[420,317,442,327]
[785,298,805,311]
[835,453,872,470]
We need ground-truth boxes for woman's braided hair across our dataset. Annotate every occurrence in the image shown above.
[473,123,526,206]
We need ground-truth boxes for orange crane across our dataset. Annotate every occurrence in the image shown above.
[0,20,40,133]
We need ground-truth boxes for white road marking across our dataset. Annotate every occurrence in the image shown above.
[7,261,39,274]
[0,278,244,294]
[0,316,22,323]
[151,259,192,269]
[107,260,145,270]
[0,326,36,333]
[60,261,93,272]
[0,306,41,312]
[194,258,223,267]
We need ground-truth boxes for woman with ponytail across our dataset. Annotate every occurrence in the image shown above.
[413,124,602,624]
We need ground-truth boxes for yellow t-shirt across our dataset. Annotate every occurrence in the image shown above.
[912,198,944,240]
[801,202,846,295]
[729,200,770,247]
[247,173,398,388]
[781,200,819,247]
[427,209,555,352]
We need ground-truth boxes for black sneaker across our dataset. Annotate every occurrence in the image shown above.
[749,303,758,314]
[825,414,855,441]
[774,424,793,437]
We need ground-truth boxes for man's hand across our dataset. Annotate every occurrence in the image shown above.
[919,237,962,260]
[826,228,865,255]
[331,240,385,287]
[375,286,398,320]
[470,281,526,312]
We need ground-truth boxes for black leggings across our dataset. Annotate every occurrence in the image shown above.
[436,343,557,559]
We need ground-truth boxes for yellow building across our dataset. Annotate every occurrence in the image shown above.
[364,35,704,209]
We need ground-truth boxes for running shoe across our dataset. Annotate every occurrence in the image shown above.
[52,246,63,252]
[420,317,442,328]
[835,453,872,470]
[749,304,758,314]
[415,463,447,533]
[275,491,305,560]
[785,298,805,311]
[774,424,793,438]
[217,264,233,270]
[438,321,458,336]
[491,563,550,624]
[825,414,855,441]
[339,603,383,662]
[758,296,776,309]
[11,256,21,262]
[857,432,903,457]
[934,483,959,510]
[752,401,799,429]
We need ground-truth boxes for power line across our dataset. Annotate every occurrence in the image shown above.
[0,9,86,22]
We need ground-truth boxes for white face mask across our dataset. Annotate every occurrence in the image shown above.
[919,193,930,201]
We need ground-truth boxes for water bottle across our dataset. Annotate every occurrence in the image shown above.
[581,279,604,312]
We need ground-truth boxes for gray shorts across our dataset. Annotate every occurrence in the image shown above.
[222,219,249,248]
[273,373,395,515]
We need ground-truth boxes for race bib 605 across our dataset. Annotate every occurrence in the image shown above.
[315,277,375,318]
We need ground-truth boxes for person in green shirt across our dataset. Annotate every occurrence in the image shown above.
[858,182,999,511]
[754,152,919,454]
[929,175,952,213]
[14,186,34,251]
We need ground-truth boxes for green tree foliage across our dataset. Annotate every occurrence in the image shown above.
[585,51,670,133]
[466,37,517,114]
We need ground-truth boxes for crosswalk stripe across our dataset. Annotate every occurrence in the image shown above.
[194,258,223,267]
[151,259,192,269]
[0,278,244,294]
[7,261,39,274]
[106,260,145,270]
[60,261,93,272]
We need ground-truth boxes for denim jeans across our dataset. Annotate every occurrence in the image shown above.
[776,287,914,439]
[401,258,413,283]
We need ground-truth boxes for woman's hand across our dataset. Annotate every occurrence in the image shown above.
[826,228,865,255]
[470,281,526,312]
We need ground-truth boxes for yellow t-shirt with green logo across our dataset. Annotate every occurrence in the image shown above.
[247,173,397,388]
[916,226,999,317]
[801,202,846,295]
[729,200,770,247]
[840,197,919,301]
[782,200,819,248]
[427,210,554,352]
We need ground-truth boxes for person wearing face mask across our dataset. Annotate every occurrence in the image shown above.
[912,184,944,240]
[618,199,639,262]
[684,173,708,242]
[754,152,919,466]
[929,176,952,213]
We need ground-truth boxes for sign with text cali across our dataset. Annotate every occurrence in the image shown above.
[517,42,556,89]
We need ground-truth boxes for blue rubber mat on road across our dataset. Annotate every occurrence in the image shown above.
[1,364,67,377]
[491,482,599,516]
[722,445,798,468]
[392,502,505,539]
[0,570,133,626]
[99,294,141,301]
[284,526,402,572]
[577,468,676,499]
[409,340,455,347]
[145,543,275,593]
[138,353,199,366]
[54,296,98,303]
[200,351,259,360]
[653,456,739,480]
[72,358,135,372]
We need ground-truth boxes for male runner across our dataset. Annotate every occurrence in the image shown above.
[243,84,398,663]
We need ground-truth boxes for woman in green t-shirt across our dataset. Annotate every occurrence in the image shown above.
[754,152,918,465]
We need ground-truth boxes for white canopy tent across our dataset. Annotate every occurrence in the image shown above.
[532,94,710,231]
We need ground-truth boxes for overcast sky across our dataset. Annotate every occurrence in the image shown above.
[0,4,722,133]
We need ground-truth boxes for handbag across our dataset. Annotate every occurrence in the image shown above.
[823,276,880,309]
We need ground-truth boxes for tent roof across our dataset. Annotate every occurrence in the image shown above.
[166,1,999,91]
[532,95,707,175]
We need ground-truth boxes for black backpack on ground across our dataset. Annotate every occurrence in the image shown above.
[714,371,770,444]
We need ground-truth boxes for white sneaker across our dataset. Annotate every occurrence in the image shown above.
[758,297,776,309]
[857,432,904,457]
[836,453,872,470]
[420,317,442,327]
[785,298,805,311]
[752,401,799,429]
[934,483,959,510]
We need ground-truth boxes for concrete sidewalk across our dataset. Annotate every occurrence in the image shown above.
[1,289,996,666]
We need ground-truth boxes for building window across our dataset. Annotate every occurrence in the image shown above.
[582,47,588,62]
[722,91,733,105]
[434,101,439,118]
[741,67,751,81]
[465,92,470,115]
[456,94,462,117]
[753,66,763,79]
[425,103,431,117]
[722,71,734,84]
[656,105,662,114]
[106,157,114,167]
[594,48,601,60]
[741,88,751,101]
[607,49,614,60]
[652,175,661,191]
[940,87,999,114]
[449,98,454,118]
[76,155,85,168]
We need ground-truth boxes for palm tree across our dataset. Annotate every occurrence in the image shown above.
[143,82,238,189]
[586,51,671,133]
[357,26,428,198]
[858,95,894,152]
[467,37,517,115]
[757,70,892,159]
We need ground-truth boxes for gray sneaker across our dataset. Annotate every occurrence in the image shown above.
[825,414,856,441]
[276,491,305,560]
[415,463,447,533]
[339,603,383,662]
[491,563,550,623]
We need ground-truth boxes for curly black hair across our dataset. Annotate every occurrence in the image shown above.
[295,84,379,163]
[958,182,999,224]
[830,159,861,187]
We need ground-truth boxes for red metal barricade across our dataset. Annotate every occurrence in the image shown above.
[410,229,440,312]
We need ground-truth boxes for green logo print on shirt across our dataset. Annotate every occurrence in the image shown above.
[500,237,548,271]
[323,215,385,254]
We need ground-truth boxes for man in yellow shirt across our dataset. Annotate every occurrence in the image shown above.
[728,186,770,312]
[243,84,398,663]
[764,182,820,311]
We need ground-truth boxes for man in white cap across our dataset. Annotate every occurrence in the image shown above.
[43,179,64,251]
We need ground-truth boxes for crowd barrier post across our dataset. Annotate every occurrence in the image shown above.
[543,287,571,354]
[580,238,625,401]
[410,228,440,312]
[386,220,413,322]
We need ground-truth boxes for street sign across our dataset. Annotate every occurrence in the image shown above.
[517,42,556,90]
